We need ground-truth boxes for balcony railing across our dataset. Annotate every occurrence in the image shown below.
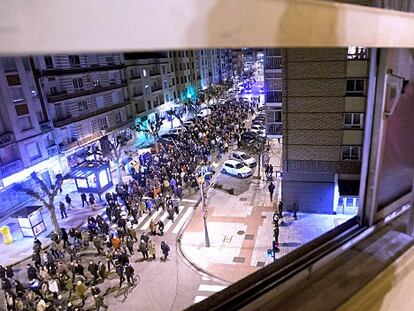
[265,56,282,70]
[0,132,15,147]
[152,86,163,93]
[47,82,128,103]
[39,63,125,77]
[0,159,24,178]
[46,144,60,157]
[39,121,53,132]
[266,123,282,136]
[53,100,130,127]
[347,47,368,60]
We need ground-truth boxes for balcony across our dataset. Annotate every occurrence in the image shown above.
[39,121,53,132]
[53,100,130,127]
[265,56,282,70]
[0,132,15,147]
[0,159,24,178]
[266,123,282,136]
[46,144,60,157]
[47,82,128,103]
[38,63,125,77]
[152,86,163,93]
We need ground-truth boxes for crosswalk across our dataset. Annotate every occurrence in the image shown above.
[101,204,194,236]
[193,277,228,304]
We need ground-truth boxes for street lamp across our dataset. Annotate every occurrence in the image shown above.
[198,175,211,248]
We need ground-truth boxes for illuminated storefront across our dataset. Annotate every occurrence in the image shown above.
[70,160,113,195]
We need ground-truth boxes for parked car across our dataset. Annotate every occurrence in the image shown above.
[251,124,265,131]
[250,127,266,137]
[229,151,257,168]
[169,127,186,135]
[221,160,252,178]
[197,108,212,118]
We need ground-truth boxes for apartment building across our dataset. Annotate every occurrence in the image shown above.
[0,57,63,216]
[281,48,369,214]
[263,48,283,138]
[169,50,198,102]
[124,52,176,122]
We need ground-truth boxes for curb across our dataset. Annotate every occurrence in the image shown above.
[176,197,231,285]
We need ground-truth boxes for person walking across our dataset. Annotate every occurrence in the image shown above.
[115,264,125,288]
[65,194,74,209]
[157,220,164,236]
[149,220,156,236]
[75,280,88,307]
[148,240,156,260]
[160,241,170,262]
[93,291,108,311]
[80,193,89,208]
[88,261,99,284]
[97,261,107,280]
[292,202,299,220]
[89,193,96,210]
[268,182,275,202]
[139,239,148,260]
[59,202,68,219]
[125,237,134,255]
[125,263,135,286]
[278,201,284,219]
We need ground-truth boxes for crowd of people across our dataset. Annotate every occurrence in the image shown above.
[1,95,260,310]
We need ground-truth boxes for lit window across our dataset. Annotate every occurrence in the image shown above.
[143,69,147,77]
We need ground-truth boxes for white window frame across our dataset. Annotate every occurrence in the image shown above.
[342,145,361,161]
[346,79,365,95]
[344,113,363,128]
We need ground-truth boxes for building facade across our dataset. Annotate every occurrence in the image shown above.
[281,48,369,214]
[263,48,283,138]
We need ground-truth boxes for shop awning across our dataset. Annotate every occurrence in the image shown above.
[338,180,360,196]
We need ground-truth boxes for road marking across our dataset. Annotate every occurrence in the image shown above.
[158,210,169,222]
[194,296,208,303]
[172,206,193,234]
[181,198,198,203]
[198,284,227,292]
[140,209,162,230]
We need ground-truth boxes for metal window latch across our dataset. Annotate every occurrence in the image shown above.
[384,69,409,118]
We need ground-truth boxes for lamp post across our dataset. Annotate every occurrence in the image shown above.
[198,175,210,247]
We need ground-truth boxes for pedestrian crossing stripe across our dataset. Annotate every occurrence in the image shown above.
[100,205,192,235]
[194,296,208,303]
[198,284,227,292]
[172,206,193,234]
[141,209,162,230]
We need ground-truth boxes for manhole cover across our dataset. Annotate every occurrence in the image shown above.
[237,230,245,235]
[239,197,248,202]
[233,256,246,263]
[245,234,255,240]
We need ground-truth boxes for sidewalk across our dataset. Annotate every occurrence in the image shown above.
[180,141,353,283]
[0,112,197,266]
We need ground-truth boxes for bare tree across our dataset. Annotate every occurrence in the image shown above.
[135,116,165,154]
[107,134,129,184]
[14,172,66,233]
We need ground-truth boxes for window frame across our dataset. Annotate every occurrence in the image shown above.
[343,113,364,129]
[341,145,361,161]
